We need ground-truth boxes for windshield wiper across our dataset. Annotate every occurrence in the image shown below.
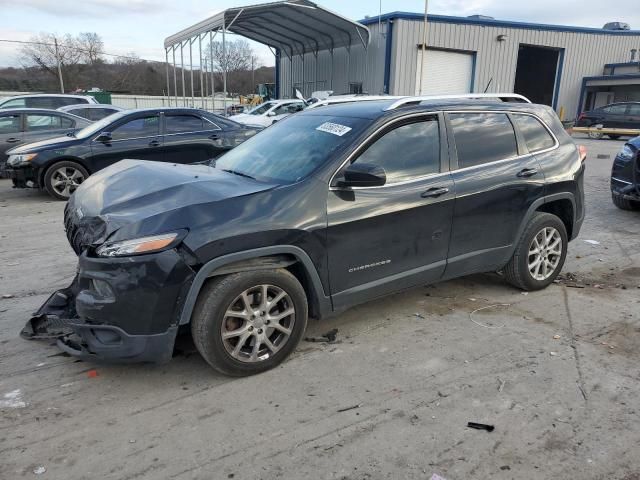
[221,169,256,180]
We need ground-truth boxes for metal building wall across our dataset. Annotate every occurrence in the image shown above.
[278,21,387,97]
[388,19,640,118]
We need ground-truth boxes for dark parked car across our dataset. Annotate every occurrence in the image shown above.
[611,136,640,210]
[0,94,98,110]
[5,107,260,200]
[58,104,124,121]
[0,108,91,175]
[576,102,640,139]
[24,97,585,376]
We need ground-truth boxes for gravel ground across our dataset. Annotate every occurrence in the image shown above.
[1,136,639,480]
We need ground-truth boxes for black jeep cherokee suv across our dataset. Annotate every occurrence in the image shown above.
[24,97,585,376]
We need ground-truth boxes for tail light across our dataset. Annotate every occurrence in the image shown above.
[578,145,587,164]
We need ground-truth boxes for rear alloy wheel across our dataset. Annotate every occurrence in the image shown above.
[587,130,604,140]
[503,212,568,291]
[44,161,89,200]
[191,269,308,376]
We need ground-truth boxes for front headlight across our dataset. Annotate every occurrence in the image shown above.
[96,232,180,257]
[618,144,636,161]
[7,153,37,167]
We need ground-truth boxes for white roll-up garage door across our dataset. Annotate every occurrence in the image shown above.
[415,49,474,95]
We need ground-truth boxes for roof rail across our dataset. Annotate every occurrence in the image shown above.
[384,93,531,110]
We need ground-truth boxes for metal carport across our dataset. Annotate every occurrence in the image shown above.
[163,0,370,111]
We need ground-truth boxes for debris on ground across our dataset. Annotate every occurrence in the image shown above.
[469,304,510,329]
[583,239,601,245]
[1,389,27,409]
[430,474,447,480]
[87,369,99,379]
[33,466,46,475]
[304,328,338,343]
[2,294,13,299]
[553,335,561,340]
[337,403,361,413]
[467,422,495,432]
[413,313,425,319]
[550,352,558,356]
[497,377,506,392]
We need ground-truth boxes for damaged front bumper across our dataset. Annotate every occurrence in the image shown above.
[5,165,38,188]
[22,249,195,363]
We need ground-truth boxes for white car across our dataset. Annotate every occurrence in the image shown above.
[231,100,305,127]
[0,94,98,110]
[57,104,124,121]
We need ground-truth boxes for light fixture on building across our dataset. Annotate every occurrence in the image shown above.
[497,34,508,42]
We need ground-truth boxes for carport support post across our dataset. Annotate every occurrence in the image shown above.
[314,51,318,93]
[330,49,334,90]
[165,48,170,105]
[222,18,227,115]
[418,0,429,95]
[209,31,215,110]
[180,43,186,106]
[172,46,178,108]
[301,53,305,97]
[199,34,205,109]
[54,37,64,93]
[189,39,195,107]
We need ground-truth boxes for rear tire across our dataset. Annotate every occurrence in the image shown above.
[191,268,308,376]
[503,212,568,291]
[43,160,89,201]
[612,192,640,211]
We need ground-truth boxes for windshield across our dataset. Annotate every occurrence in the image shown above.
[247,102,276,115]
[214,114,370,184]
[74,111,128,139]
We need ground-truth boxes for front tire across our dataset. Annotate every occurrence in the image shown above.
[43,160,89,200]
[191,269,308,376]
[504,212,568,291]
[612,192,640,211]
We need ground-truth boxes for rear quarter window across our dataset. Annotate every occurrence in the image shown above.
[512,114,556,152]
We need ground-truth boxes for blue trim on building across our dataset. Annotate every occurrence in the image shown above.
[576,73,640,118]
[275,48,281,99]
[360,12,640,36]
[552,48,565,110]
[604,62,640,68]
[383,19,393,94]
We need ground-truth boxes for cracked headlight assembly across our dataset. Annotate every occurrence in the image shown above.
[7,153,37,167]
[96,232,182,257]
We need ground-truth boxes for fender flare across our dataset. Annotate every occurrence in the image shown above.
[178,245,332,325]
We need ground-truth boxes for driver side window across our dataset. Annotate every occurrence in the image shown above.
[352,117,440,183]
[111,115,159,140]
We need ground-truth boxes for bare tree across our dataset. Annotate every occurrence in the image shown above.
[207,39,254,73]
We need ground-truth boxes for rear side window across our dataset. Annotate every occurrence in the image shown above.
[89,108,118,121]
[26,114,69,131]
[353,117,440,183]
[59,97,89,107]
[449,113,518,169]
[0,115,21,133]
[70,108,91,120]
[628,104,640,116]
[26,97,57,109]
[603,104,628,115]
[111,115,159,140]
[513,114,555,152]
[165,115,204,134]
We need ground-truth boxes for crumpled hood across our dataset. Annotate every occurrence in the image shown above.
[66,159,276,252]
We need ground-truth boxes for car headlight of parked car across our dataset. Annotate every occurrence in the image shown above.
[96,232,182,257]
[7,153,37,167]
[618,144,636,161]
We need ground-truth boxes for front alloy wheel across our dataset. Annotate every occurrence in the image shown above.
[44,161,89,200]
[528,227,563,281]
[191,269,308,376]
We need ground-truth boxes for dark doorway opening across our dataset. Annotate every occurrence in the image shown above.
[514,45,561,106]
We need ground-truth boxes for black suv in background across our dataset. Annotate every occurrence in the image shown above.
[576,102,640,139]
[25,96,585,376]
[611,136,640,210]
[5,108,260,199]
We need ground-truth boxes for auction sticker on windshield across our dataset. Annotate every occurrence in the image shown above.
[316,122,352,137]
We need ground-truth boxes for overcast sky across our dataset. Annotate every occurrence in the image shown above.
[0,0,637,68]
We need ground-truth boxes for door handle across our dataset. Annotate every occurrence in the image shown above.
[517,168,538,178]
[6,137,20,143]
[209,134,220,140]
[421,187,449,198]
[148,140,160,147]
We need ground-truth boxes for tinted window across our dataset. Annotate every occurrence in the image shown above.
[26,114,65,131]
[0,98,26,109]
[628,104,640,116]
[603,104,628,115]
[215,115,370,183]
[513,114,555,152]
[111,116,159,140]
[449,113,518,168]
[70,108,91,120]
[353,118,440,183]
[165,115,204,133]
[249,102,276,115]
[0,115,21,134]
[60,97,89,106]
[60,117,74,128]
[27,97,57,109]
[89,108,118,121]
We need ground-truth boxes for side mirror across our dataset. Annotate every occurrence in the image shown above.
[337,163,386,188]
[95,132,112,142]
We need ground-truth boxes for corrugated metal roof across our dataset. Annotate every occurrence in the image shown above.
[164,0,370,56]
